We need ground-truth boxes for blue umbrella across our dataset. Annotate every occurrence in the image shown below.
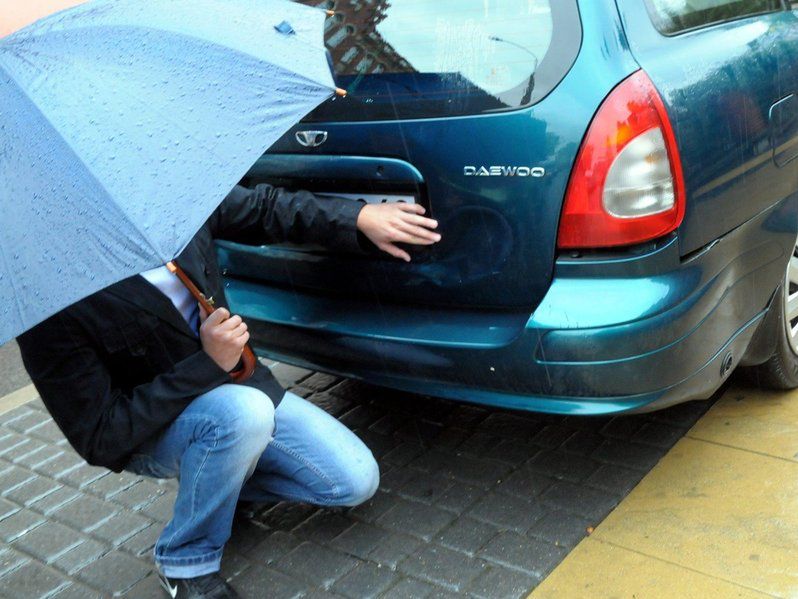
[0,0,344,346]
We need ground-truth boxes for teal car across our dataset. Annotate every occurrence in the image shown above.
[219,0,798,414]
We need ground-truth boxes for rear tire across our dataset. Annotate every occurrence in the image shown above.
[745,239,798,389]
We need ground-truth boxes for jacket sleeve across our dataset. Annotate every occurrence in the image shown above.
[17,311,231,471]
[208,184,367,252]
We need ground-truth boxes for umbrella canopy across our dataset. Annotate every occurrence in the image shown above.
[0,0,339,345]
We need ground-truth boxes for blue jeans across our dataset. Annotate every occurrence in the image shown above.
[125,385,379,578]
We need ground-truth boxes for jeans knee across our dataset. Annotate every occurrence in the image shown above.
[215,385,275,448]
[340,455,380,506]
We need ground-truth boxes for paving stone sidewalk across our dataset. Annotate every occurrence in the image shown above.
[0,363,716,598]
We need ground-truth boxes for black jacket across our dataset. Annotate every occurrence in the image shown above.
[18,184,364,472]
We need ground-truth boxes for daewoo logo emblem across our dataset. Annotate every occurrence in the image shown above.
[464,166,546,177]
[296,130,328,148]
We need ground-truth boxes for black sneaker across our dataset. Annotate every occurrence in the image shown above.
[158,572,241,599]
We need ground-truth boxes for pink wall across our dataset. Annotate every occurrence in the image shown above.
[1,0,86,37]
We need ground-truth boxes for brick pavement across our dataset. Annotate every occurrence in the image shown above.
[0,364,715,598]
[0,341,27,398]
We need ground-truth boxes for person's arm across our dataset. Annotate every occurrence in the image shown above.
[208,184,365,252]
[209,184,440,261]
[17,310,233,471]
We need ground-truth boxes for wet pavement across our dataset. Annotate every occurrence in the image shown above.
[0,360,717,598]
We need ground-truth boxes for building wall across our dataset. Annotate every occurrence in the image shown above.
[0,0,86,37]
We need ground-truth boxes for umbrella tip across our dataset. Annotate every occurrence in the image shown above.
[326,9,335,16]
[335,87,348,97]
[166,261,177,274]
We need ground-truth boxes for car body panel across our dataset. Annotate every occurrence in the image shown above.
[615,0,798,255]
[771,93,798,168]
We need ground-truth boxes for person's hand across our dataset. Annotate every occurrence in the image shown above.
[199,307,250,372]
[356,203,441,262]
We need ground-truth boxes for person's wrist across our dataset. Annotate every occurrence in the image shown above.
[200,341,228,372]
[355,203,372,233]
[190,350,233,382]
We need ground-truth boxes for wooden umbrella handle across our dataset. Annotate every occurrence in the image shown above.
[230,346,258,383]
[167,261,257,383]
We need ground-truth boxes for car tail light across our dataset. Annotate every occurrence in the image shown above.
[557,70,686,249]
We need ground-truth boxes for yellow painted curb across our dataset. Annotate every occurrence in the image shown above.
[0,384,39,417]
[532,537,770,599]
[531,386,798,599]
[689,387,798,463]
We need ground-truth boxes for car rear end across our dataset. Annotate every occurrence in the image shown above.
[218,0,797,414]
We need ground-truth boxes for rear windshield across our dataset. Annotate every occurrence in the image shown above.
[644,0,784,35]
[294,0,580,121]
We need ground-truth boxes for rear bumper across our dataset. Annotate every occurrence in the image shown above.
[223,202,794,415]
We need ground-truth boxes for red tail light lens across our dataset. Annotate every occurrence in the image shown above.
[557,70,686,249]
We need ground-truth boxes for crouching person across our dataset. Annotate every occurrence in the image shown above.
[18,184,441,599]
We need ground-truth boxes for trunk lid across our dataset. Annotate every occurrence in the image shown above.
[218,0,591,310]
[225,113,565,309]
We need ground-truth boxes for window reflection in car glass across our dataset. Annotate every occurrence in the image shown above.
[644,0,782,34]
[294,0,554,116]
[372,0,552,102]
